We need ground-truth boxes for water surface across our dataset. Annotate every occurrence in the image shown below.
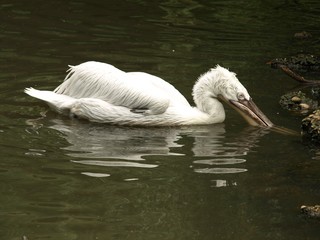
[1,0,320,239]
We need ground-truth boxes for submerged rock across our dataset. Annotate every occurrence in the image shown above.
[301,110,320,142]
[279,91,317,113]
[301,205,320,219]
[294,31,312,39]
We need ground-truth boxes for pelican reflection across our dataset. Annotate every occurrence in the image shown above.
[44,119,270,182]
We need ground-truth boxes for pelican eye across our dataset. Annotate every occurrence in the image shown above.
[237,93,245,101]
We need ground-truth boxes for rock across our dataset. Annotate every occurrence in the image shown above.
[291,96,301,103]
[279,91,318,113]
[311,87,320,99]
[301,205,320,219]
[294,31,312,39]
[301,110,320,142]
[268,54,320,72]
[299,103,310,110]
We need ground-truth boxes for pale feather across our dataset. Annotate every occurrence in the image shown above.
[54,61,190,115]
[24,62,251,126]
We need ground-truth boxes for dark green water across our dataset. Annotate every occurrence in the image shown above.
[1,0,320,239]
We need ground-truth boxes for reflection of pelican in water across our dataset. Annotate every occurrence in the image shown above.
[25,62,273,127]
[191,126,270,177]
[44,119,271,180]
[49,119,184,161]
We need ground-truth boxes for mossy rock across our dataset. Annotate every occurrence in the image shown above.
[269,54,320,71]
[279,91,318,113]
[301,205,320,219]
[301,110,320,142]
[311,87,320,99]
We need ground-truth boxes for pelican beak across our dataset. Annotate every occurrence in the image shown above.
[220,96,273,127]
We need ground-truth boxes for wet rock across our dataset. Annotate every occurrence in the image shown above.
[301,110,320,142]
[299,103,310,110]
[294,31,312,39]
[268,53,320,71]
[311,87,320,99]
[291,96,301,103]
[301,205,320,219]
[279,91,317,113]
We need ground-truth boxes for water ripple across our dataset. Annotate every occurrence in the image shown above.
[81,172,111,178]
[194,168,248,174]
[211,179,238,187]
[42,120,269,179]
[193,158,246,165]
[71,160,158,169]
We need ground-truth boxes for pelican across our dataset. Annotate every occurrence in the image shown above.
[25,61,273,127]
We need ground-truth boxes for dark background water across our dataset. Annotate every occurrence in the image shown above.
[1,0,320,239]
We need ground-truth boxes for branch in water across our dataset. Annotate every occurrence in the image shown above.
[279,65,320,84]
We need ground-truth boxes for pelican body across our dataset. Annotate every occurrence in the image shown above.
[25,61,273,127]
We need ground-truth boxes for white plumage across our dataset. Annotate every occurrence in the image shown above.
[25,61,273,127]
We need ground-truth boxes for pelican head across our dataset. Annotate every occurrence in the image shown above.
[193,65,273,127]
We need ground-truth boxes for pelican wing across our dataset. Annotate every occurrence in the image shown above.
[54,61,190,115]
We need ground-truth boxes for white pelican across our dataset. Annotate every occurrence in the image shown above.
[25,61,273,127]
